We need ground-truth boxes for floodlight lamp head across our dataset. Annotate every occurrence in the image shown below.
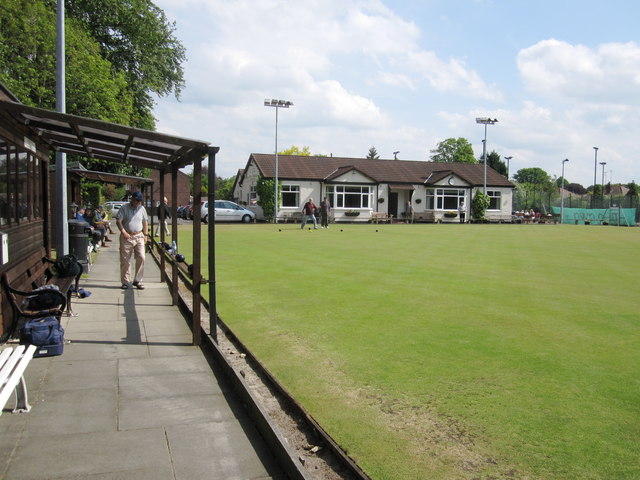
[264,98,293,108]
[563,158,569,163]
[476,117,498,125]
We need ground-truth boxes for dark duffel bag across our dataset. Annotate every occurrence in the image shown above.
[20,316,65,357]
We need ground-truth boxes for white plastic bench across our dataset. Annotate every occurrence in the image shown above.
[0,345,37,415]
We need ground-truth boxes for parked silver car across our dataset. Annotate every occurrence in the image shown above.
[201,200,256,223]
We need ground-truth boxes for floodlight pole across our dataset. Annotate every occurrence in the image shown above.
[561,159,569,224]
[600,161,607,204]
[592,147,598,208]
[476,117,498,194]
[55,0,69,255]
[264,99,293,223]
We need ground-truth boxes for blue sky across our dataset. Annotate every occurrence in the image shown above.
[152,0,639,187]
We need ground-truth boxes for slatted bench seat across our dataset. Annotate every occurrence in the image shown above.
[1,248,80,340]
[412,212,436,223]
[0,344,37,415]
[369,212,393,224]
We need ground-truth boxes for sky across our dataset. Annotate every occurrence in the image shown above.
[151,0,640,187]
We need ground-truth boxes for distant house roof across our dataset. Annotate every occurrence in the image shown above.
[247,154,514,188]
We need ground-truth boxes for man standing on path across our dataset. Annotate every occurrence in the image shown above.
[155,197,171,237]
[116,191,149,290]
[301,198,318,230]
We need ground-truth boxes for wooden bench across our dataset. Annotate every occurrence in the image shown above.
[1,248,80,340]
[412,211,436,223]
[369,212,393,224]
[0,344,37,415]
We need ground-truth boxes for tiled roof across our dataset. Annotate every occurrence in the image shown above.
[249,154,514,188]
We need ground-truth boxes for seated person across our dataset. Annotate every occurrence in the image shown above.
[94,205,115,237]
[84,207,109,248]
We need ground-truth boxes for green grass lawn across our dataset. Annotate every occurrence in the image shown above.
[177,223,639,480]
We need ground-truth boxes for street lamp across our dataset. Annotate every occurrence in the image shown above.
[393,151,399,160]
[476,117,498,194]
[592,147,598,208]
[600,161,607,207]
[264,99,293,222]
[561,159,569,224]
[504,156,512,179]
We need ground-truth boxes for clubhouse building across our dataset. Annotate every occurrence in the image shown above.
[234,154,515,223]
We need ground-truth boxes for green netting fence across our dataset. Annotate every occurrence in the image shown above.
[550,207,637,225]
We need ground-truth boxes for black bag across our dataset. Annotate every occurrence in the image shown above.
[21,316,65,357]
[53,254,82,277]
[24,288,66,312]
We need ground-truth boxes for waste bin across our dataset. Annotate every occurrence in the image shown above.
[68,219,91,263]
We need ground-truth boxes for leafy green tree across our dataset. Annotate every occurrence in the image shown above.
[256,176,279,222]
[565,183,587,195]
[366,146,380,160]
[1,0,185,132]
[626,181,639,208]
[514,167,550,185]
[471,191,489,221]
[430,138,476,163]
[514,168,556,210]
[216,176,236,201]
[66,0,186,129]
[279,145,311,156]
[481,151,507,177]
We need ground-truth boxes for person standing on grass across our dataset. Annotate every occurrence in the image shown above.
[320,196,331,228]
[301,197,318,230]
[458,200,466,223]
[116,191,149,290]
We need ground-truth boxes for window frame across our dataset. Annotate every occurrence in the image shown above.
[326,184,373,209]
[425,188,466,211]
[0,137,44,226]
[487,190,501,211]
[281,184,300,208]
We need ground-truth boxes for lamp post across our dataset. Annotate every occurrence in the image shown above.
[600,161,607,207]
[393,151,399,160]
[476,117,498,194]
[264,99,293,222]
[504,156,512,179]
[592,147,598,208]
[561,159,569,224]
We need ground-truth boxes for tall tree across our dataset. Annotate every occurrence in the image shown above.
[0,0,185,132]
[481,150,508,177]
[279,145,311,156]
[366,146,380,160]
[66,0,186,129]
[430,138,476,163]
[626,181,639,208]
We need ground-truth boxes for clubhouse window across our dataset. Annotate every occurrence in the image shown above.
[426,188,465,210]
[326,185,372,209]
[281,184,300,207]
[487,190,501,210]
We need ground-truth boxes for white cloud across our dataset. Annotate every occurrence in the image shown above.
[517,39,640,104]
[152,2,638,186]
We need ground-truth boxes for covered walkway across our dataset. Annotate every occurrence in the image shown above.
[0,241,285,479]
